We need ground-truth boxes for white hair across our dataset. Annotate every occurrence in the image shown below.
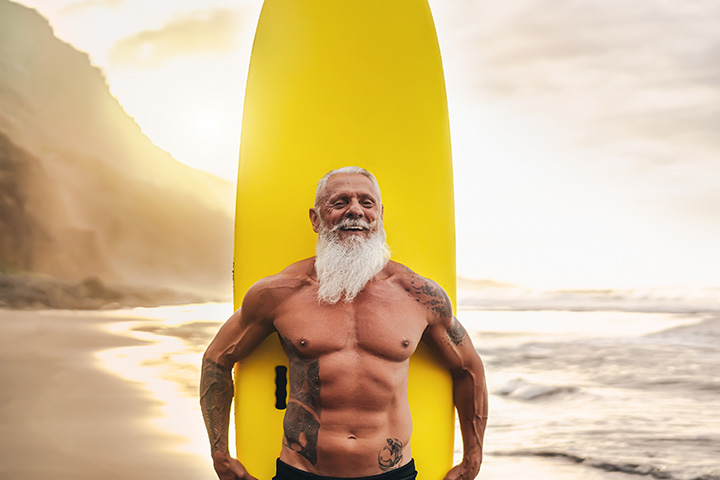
[313,166,382,210]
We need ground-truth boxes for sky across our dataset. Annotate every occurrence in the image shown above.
[15,0,720,290]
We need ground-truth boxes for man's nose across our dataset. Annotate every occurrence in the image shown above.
[346,199,364,218]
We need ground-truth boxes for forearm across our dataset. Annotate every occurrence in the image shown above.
[200,356,235,456]
[452,357,488,471]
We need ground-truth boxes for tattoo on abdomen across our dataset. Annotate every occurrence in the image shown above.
[378,438,404,470]
[283,402,320,464]
[281,337,321,465]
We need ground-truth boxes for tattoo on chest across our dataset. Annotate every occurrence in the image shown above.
[405,277,453,318]
[281,337,321,465]
[378,438,404,470]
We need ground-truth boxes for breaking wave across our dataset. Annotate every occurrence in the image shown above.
[494,377,579,401]
[494,450,720,480]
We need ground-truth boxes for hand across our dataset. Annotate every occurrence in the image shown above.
[212,452,258,480]
[443,458,481,480]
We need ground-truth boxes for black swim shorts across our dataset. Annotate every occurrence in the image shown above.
[273,459,418,480]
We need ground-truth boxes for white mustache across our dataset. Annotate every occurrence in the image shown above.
[330,218,375,233]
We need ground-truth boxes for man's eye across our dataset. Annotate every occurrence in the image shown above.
[332,201,346,208]
[362,201,374,207]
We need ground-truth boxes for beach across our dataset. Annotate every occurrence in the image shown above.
[1,303,718,480]
[0,308,213,480]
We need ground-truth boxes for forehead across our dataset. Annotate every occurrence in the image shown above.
[322,174,379,199]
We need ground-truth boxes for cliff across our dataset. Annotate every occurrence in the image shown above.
[0,0,235,306]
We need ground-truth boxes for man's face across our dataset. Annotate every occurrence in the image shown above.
[311,173,383,241]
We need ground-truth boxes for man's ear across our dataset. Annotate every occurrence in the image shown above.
[309,208,320,233]
[381,204,384,220]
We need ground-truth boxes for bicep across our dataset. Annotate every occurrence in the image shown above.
[423,316,478,373]
[205,290,276,367]
[404,274,478,370]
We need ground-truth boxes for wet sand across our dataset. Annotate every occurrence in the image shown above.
[0,308,213,480]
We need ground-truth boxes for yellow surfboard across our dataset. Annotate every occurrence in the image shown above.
[234,1,455,478]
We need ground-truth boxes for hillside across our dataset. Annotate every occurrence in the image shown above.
[0,0,235,306]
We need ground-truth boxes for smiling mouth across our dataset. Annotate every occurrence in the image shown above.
[334,219,374,232]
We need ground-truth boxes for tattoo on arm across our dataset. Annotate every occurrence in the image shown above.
[404,276,468,345]
[199,358,234,454]
[447,316,469,346]
[281,337,322,465]
[405,277,453,318]
[378,438,404,471]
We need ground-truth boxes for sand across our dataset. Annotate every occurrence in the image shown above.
[0,308,213,480]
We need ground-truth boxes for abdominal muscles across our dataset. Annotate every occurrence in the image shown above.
[280,353,413,476]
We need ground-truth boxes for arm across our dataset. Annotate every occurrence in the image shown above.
[200,282,277,480]
[418,282,488,480]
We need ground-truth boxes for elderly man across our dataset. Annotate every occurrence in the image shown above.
[201,167,487,480]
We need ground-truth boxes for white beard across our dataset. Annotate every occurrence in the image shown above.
[314,218,390,304]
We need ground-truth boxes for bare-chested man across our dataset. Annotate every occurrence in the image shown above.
[201,167,488,480]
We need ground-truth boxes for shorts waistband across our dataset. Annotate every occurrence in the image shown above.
[274,458,417,480]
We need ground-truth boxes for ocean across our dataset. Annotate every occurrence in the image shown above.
[97,300,720,480]
[462,308,720,480]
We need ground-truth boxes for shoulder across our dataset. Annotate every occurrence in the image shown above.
[242,257,315,311]
[385,261,453,321]
[388,264,472,349]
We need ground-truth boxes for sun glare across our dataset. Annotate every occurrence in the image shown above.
[195,110,228,141]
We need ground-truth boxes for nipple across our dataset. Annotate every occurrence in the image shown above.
[298,338,308,347]
[401,340,410,348]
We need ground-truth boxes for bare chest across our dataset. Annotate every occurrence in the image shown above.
[273,284,429,362]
